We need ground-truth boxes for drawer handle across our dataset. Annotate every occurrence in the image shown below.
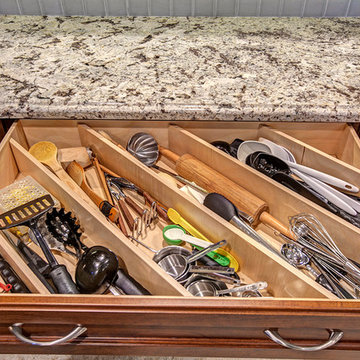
[9,323,87,346]
[264,328,343,352]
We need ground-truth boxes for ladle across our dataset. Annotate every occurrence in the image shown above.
[246,152,356,215]
[258,138,360,212]
[210,139,243,158]
[238,139,359,193]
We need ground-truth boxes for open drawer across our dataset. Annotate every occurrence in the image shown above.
[0,119,360,359]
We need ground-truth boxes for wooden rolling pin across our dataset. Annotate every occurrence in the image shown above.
[159,146,294,239]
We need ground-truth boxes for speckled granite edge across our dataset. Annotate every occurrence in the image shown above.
[1,16,360,122]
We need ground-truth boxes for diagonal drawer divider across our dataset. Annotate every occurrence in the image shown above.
[258,125,360,194]
[77,124,334,299]
[9,138,188,297]
[167,125,360,264]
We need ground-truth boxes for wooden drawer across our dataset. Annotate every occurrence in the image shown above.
[0,119,360,359]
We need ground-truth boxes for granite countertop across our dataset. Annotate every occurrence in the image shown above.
[0,15,359,122]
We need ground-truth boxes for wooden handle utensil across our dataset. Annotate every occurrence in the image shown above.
[29,141,96,208]
[67,161,119,223]
[159,146,293,239]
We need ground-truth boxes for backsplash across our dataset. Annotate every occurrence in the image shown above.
[0,0,359,16]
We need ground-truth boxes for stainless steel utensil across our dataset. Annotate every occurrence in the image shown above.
[126,133,207,193]
[280,243,336,295]
[156,240,227,283]
[290,213,360,283]
[215,281,268,296]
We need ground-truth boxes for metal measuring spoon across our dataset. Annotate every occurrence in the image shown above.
[280,243,336,294]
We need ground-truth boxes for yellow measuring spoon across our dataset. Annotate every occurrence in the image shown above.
[167,208,239,271]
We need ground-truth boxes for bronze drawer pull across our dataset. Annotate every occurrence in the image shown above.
[264,328,343,351]
[8,323,87,346]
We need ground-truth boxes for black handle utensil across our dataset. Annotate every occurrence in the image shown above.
[211,139,244,158]
[0,255,30,293]
[247,152,360,228]
[203,193,280,257]
[0,195,79,294]
[45,207,151,296]
[113,268,151,295]
[75,246,151,295]
[2,231,56,293]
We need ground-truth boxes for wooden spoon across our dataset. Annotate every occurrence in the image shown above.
[67,161,119,223]
[29,141,96,208]
[29,141,72,181]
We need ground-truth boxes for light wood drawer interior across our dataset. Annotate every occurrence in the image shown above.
[0,119,358,303]
[269,123,360,169]
[1,120,336,300]
[0,120,360,358]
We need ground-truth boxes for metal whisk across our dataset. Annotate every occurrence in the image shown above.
[289,213,360,283]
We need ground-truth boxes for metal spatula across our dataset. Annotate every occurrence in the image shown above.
[0,194,79,294]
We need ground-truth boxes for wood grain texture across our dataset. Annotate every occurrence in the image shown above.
[9,138,187,297]
[167,125,360,263]
[77,124,332,299]
[339,125,360,169]
[1,296,360,357]
[258,126,360,195]
[1,119,360,358]
[174,153,268,221]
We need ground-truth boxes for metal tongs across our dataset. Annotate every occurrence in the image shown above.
[106,175,158,240]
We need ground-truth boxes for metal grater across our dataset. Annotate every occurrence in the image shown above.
[0,195,54,230]
[0,176,58,212]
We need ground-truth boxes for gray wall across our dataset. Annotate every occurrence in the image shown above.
[0,0,359,16]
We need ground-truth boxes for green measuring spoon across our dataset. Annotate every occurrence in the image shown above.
[162,224,230,267]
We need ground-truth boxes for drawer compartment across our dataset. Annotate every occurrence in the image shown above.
[269,123,360,169]
[0,119,360,358]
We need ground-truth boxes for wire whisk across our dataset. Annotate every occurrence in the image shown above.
[289,213,360,283]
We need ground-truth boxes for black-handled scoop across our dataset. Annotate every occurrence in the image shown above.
[203,193,280,257]
[75,246,151,295]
